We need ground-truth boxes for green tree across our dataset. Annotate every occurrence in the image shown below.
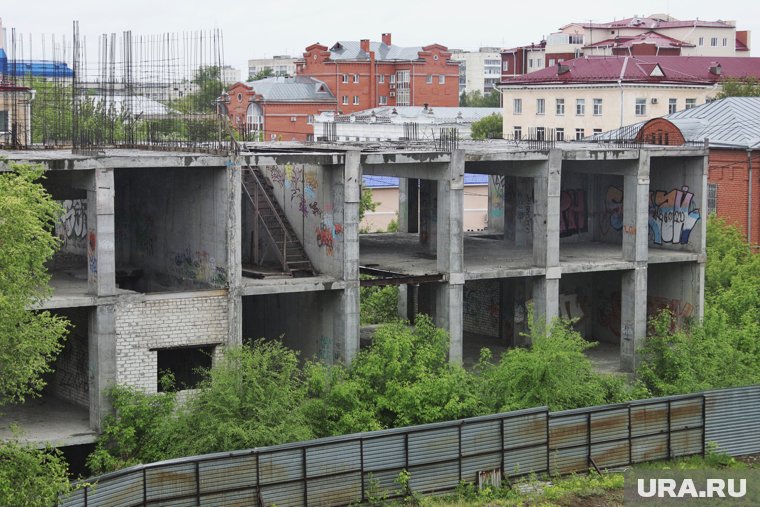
[459,90,501,107]
[249,68,275,81]
[0,163,74,505]
[359,187,379,222]
[360,276,399,324]
[470,113,503,140]
[716,77,760,98]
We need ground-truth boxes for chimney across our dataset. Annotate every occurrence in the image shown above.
[382,33,392,46]
[709,62,722,75]
[360,39,370,52]
[557,63,571,75]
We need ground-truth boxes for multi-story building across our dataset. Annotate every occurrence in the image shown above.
[501,14,752,81]
[450,47,502,95]
[219,65,242,86]
[296,33,460,113]
[222,76,336,141]
[594,97,760,248]
[247,55,299,79]
[0,83,32,147]
[499,55,760,140]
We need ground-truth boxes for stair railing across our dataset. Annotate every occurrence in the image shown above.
[242,165,289,271]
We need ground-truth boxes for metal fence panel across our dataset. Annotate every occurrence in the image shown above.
[549,446,588,476]
[307,472,362,506]
[258,449,302,485]
[503,445,547,477]
[198,454,257,495]
[259,482,304,507]
[630,403,668,437]
[591,408,628,444]
[363,434,405,472]
[145,463,196,503]
[461,420,501,456]
[407,426,459,466]
[549,413,588,450]
[306,441,361,478]
[198,490,256,506]
[503,411,547,448]
[631,434,669,463]
[87,472,143,507]
[461,452,502,483]
[670,398,704,431]
[671,428,704,457]
[408,460,459,493]
[591,440,630,468]
[705,385,760,456]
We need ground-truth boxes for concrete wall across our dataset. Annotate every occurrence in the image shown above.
[462,280,500,338]
[258,163,345,277]
[115,167,229,291]
[649,157,705,252]
[114,293,229,393]
[242,291,341,363]
[647,262,700,331]
[46,307,90,408]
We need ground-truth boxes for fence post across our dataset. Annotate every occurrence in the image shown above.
[667,399,672,460]
[628,405,633,466]
[457,422,463,483]
[360,436,365,502]
[499,418,505,478]
[586,412,592,470]
[302,447,308,507]
[142,468,147,507]
[195,461,200,506]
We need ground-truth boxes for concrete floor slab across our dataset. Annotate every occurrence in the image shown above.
[241,274,346,295]
[585,341,623,374]
[0,397,96,448]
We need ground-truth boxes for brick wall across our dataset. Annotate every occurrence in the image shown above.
[48,307,90,408]
[708,149,760,246]
[463,280,500,337]
[115,293,229,392]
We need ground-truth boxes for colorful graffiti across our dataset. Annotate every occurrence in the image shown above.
[559,189,588,237]
[559,292,587,321]
[172,248,227,286]
[55,199,88,253]
[649,186,701,245]
[315,223,335,256]
[490,175,505,218]
[601,186,624,235]
[596,291,694,337]
[87,231,97,275]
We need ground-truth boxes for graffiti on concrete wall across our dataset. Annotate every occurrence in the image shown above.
[87,231,97,276]
[600,186,624,235]
[173,248,227,285]
[559,292,588,321]
[56,199,88,252]
[490,175,505,218]
[559,189,588,237]
[649,186,701,245]
[596,291,694,337]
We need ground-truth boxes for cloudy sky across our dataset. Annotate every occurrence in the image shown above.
[2,0,756,75]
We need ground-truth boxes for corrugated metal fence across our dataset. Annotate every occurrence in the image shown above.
[59,385,760,507]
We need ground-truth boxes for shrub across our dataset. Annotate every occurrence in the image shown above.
[0,442,74,507]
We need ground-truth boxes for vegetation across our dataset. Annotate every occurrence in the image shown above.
[716,76,760,98]
[459,90,501,108]
[360,187,380,222]
[360,279,400,324]
[249,68,275,81]
[470,114,503,140]
[0,163,75,505]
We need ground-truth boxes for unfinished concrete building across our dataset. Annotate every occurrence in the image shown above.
[0,140,706,448]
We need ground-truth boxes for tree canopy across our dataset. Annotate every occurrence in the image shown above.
[459,90,501,107]
[470,113,503,140]
[716,77,760,98]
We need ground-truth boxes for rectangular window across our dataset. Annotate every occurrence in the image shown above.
[548,58,556,66]
[568,34,584,44]
[378,74,385,83]
[0,111,7,131]
[635,98,646,116]
[426,75,433,84]
[502,60,509,71]
[669,98,678,114]
[390,74,396,84]
[556,98,565,115]
[514,126,522,140]
[685,98,697,109]
[575,128,585,141]
[707,183,718,214]
[513,98,522,114]
[528,59,533,69]
[307,115,314,125]
[536,98,545,115]
[711,37,718,47]
[576,98,585,116]
[536,127,545,141]
[698,37,704,46]
[556,128,564,141]
[342,74,349,83]
[593,128,602,134]
[353,95,360,105]
[157,345,214,391]
[353,74,360,83]
[439,75,445,84]
[379,95,387,105]
[593,98,603,115]
[723,37,728,47]
[342,95,349,105]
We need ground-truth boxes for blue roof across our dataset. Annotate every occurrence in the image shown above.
[363,174,488,188]
[0,49,73,78]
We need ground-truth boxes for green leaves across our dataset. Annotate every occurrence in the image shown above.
[0,442,73,507]
[470,114,503,140]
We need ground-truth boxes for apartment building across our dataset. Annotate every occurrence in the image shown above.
[450,47,502,95]
[501,14,752,81]
[296,33,460,113]
[247,55,299,78]
[499,56,760,140]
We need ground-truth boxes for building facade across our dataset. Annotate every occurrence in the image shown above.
[450,47,502,95]
[222,76,336,141]
[247,55,299,79]
[297,34,460,113]
[499,56,760,140]
[0,83,31,147]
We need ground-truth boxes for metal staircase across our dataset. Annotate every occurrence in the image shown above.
[242,165,314,276]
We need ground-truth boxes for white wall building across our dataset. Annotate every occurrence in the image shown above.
[450,48,502,95]
[247,55,299,79]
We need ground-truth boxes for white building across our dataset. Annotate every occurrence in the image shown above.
[313,105,500,142]
[450,48,502,95]
[247,55,299,79]
[220,65,241,86]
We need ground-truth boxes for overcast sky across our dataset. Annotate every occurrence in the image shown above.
[2,0,756,75]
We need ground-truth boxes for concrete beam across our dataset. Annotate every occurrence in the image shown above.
[464,160,546,177]
[362,162,449,181]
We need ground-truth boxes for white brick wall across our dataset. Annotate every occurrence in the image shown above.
[115,294,229,392]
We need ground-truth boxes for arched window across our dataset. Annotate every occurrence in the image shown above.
[246,103,264,133]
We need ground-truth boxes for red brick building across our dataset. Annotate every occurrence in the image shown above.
[221,76,335,141]
[297,33,460,113]
[597,97,760,247]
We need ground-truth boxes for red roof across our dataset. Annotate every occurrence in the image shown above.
[584,31,694,50]
[501,56,760,86]
[575,17,735,30]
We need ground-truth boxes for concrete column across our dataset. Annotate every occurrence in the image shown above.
[437,150,465,273]
[227,160,243,346]
[341,150,362,363]
[620,267,647,373]
[86,168,115,296]
[623,153,650,262]
[419,179,437,255]
[88,304,116,431]
[531,275,559,342]
[398,178,419,233]
[397,284,409,320]
[435,281,464,364]
[533,150,561,267]
[514,176,532,246]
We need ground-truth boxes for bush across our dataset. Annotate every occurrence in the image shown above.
[0,441,74,507]
[470,114,503,140]
[360,278,400,325]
